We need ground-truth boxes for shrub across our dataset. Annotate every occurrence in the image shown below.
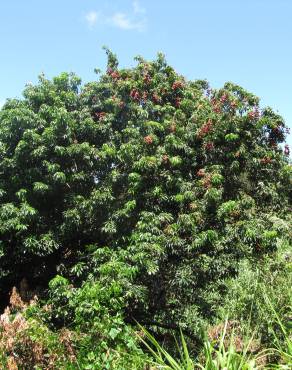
[0,289,76,369]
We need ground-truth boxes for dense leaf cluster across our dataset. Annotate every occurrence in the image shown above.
[0,50,291,350]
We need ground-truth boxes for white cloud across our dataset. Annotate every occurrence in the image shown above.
[0,99,5,108]
[108,12,145,31]
[84,2,147,32]
[132,0,146,14]
[85,11,99,27]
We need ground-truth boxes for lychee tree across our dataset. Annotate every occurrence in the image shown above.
[0,50,291,341]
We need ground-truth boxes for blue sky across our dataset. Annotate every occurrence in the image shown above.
[0,0,291,146]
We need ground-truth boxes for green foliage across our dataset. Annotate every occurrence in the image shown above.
[0,50,291,367]
[138,322,259,370]
[138,324,195,370]
[218,244,292,363]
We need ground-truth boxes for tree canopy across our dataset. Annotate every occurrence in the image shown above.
[0,50,291,341]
